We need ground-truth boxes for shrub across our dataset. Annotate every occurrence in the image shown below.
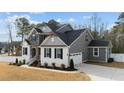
[108,58,114,63]
[44,62,48,68]
[52,63,56,69]
[60,64,65,70]
[23,59,26,64]
[17,60,22,66]
[15,58,18,64]
[9,62,12,65]
[70,59,74,69]
[37,61,41,67]
[12,63,16,65]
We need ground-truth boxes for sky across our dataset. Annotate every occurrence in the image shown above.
[0,12,120,42]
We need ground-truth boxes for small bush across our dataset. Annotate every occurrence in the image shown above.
[52,63,56,69]
[13,63,16,65]
[60,64,65,70]
[108,58,114,63]
[44,62,48,68]
[15,58,18,64]
[9,62,12,65]
[23,59,26,64]
[17,60,22,66]
[37,61,41,67]
[70,59,74,69]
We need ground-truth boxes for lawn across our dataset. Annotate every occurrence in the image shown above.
[0,62,90,81]
[85,61,124,69]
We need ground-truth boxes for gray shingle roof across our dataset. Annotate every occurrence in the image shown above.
[54,29,86,46]
[88,40,110,46]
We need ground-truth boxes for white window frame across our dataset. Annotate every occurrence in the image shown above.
[44,48,51,58]
[93,48,99,57]
[23,47,28,55]
[55,48,63,59]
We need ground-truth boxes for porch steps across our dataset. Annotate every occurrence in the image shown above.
[26,56,37,66]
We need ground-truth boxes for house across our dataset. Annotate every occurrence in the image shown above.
[21,22,112,68]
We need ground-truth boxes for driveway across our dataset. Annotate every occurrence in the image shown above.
[76,63,124,81]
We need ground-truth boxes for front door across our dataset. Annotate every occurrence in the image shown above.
[32,48,36,58]
[38,48,41,58]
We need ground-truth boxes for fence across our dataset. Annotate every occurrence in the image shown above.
[0,56,22,62]
[111,54,124,62]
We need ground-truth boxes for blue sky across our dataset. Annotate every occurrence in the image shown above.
[0,12,120,42]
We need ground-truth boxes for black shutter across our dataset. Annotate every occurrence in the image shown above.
[54,48,56,58]
[61,48,63,59]
[49,48,51,58]
[26,48,27,55]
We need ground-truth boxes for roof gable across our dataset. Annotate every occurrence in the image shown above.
[41,35,67,46]
[54,29,86,46]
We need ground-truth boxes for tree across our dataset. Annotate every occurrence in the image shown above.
[108,12,124,53]
[7,22,13,55]
[70,59,74,69]
[48,19,59,26]
[15,17,33,42]
[84,13,108,40]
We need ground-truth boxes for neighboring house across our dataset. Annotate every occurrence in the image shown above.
[21,22,112,67]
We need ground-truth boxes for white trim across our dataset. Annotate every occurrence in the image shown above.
[88,46,108,48]
[82,60,88,63]
[41,35,68,47]
[57,36,68,46]
[40,35,51,45]
[86,29,94,39]
[105,47,108,62]
[56,24,67,32]
[93,48,99,57]
[27,28,38,39]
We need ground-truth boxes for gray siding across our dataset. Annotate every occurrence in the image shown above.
[69,31,93,61]
[88,48,106,62]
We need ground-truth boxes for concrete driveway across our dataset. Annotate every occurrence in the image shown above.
[76,63,124,81]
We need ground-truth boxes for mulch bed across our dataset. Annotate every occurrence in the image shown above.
[31,65,77,71]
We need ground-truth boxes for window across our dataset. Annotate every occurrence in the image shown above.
[44,48,51,58]
[23,47,28,55]
[54,48,63,59]
[32,34,37,41]
[93,48,99,57]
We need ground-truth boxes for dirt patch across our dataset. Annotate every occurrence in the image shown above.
[85,61,124,69]
[0,62,90,81]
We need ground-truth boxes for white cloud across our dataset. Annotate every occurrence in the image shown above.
[30,20,41,24]
[83,16,92,20]
[107,23,115,29]
[68,18,75,22]
[56,18,62,22]
[29,12,45,15]
[6,12,11,15]
[5,15,31,23]
[5,14,41,24]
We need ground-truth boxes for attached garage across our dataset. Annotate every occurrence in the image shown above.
[69,52,82,66]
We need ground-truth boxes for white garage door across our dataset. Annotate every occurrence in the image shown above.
[70,52,82,66]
